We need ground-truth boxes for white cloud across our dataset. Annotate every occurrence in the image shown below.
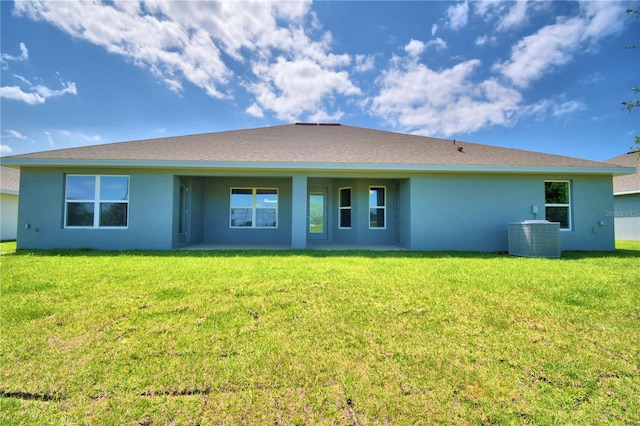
[425,38,447,51]
[5,130,29,140]
[247,57,360,122]
[71,131,100,143]
[446,1,469,30]
[404,39,425,57]
[431,24,438,36]
[353,54,375,73]
[552,100,586,117]
[15,0,232,98]
[494,1,626,88]
[45,131,54,146]
[578,72,604,86]
[1,75,77,105]
[526,98,587,119]
[580,0,627,41]
[472,0,536,30]
[475,34,497,47]
[0,129,34,150]
[494,17,583,88]
[36,130,102,150]
[14,0,359,121]
[371,50,522,137]
[1,42,28,69]
[497,0,529,31]
[308,108,344,123]
[245,103,264,118]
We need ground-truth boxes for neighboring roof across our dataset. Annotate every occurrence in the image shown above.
[1,123,634,175]
[0,166,19,194]
[606,150,640,194]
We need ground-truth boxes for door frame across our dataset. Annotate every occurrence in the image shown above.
[307,187,328,241]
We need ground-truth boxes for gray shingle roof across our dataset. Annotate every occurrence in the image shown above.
[0,166,20,193]
[2,123,632,173]
[606,151,640,193]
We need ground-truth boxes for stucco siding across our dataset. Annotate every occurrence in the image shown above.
[189,179,205,245]
[325,178,354,245]
[612,193,640,240]
[202,177,292,245]
[318,178,401,246]
[12,167,618,251]
[408,174,541,251]
[407,174,615,251]
[17,168,175,250]
[354,179,399,246]
[398,179,411,249]
[558,175,615,250]
[1,193,18,240]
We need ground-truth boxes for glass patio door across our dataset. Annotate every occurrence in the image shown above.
[308,189,327,240]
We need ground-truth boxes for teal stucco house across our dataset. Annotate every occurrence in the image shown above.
[2,123,634,251]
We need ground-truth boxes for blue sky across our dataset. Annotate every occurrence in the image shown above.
[1,0,638,162]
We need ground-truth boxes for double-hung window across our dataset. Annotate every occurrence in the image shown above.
[65,175,129,228]
[339,187,352,229]
[230,188,278,228]
[369,186,386,229]
[545,180,571,230]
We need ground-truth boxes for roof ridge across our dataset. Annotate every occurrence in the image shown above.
[1,124,634,174]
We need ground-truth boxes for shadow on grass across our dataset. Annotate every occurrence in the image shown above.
[7,247,639,260]
[560,249,640,260]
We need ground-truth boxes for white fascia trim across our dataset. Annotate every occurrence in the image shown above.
[614,190,640,196]
[1,158,635,175]
[0,189,19,195]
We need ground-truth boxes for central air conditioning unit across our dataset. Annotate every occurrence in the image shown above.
[508,220,561,258]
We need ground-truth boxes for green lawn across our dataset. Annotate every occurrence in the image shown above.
[1,241,638,425]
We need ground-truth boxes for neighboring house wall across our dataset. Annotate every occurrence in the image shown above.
[606,152,639,241]
[0,193,19,240]
[612,194,640,240]
[1,166,20,241]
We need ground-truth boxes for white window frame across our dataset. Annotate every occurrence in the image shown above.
[544,180,572,230]
[338,187,352,229]
[368,186,386,230]
[64,174,129,229]
[229,188,278,229]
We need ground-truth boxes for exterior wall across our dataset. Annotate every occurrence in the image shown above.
[407,174,616,252]
[202,177,292,245]
[0,193,19,240]
[196,176,401,247]
[561,175,615,250]
[612,193,640,240]
[397,179,411,248]
[408,174,539,251]
[315,178,401,247]
[17,168,175,250]
[172,177,205,247]
[14,167,618,251]
[189,179,205,245]
[352,179,400,246]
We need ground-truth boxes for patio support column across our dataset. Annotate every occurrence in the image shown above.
[291,174,307,249]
